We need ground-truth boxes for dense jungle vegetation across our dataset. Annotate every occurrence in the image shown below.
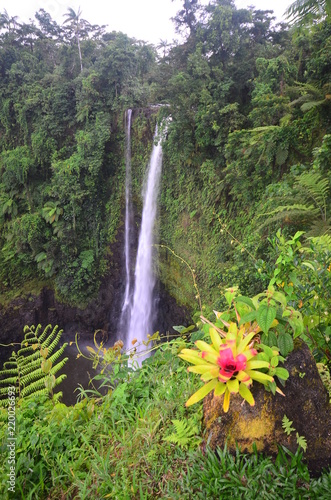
[0,0,331,498]
[0,1,330,311]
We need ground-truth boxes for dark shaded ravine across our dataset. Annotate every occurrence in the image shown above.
[0,210,192,404]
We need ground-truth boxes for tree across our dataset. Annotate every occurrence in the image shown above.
[0,9,19,32]
[285,0,331,25]
[63,7,84,72]
[171,0,201,36]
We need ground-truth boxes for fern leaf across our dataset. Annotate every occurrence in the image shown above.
[0,324,67,403]
[296,432,308,452]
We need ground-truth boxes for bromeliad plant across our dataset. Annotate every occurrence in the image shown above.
[179,286,304,412]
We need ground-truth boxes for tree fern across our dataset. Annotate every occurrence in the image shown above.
[257,171,330,236]
[285,0,331,25]
[0,324,68,407]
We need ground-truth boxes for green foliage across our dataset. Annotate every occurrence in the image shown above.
[285,0,331,25]
[164,417,201,450]
[179,285,302,411]
[0,324,68,406]
[0,340,329,499]
[258,169,330,236]
[282,415,308,452]
[264,230,331,363]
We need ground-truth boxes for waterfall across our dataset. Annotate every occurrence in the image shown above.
[120,109,133,331]
[126,125,164,360]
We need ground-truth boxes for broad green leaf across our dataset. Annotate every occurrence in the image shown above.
[271,292,287,308]
[256,305,277,334]
[277,332,294,357]
[258,343,274,358]
[288,317,304,338]
[234,296,256,310]
[173,325,196,334]
[188,365,214,374]
[239,311,257,325]
[275,367,289,380]
[267,331,278,348]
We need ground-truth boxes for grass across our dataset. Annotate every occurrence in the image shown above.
[0,337,330,499]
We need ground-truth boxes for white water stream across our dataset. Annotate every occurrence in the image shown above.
[126,125,164,360]
[120,109,133,330]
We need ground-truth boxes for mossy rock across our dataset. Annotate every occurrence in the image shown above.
[203,339,331,475]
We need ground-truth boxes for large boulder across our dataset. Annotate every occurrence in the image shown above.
[203,339,331,475]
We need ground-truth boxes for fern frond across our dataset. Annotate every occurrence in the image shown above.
[259,203,317,218]
[296,432,308,452]
[301,100,327,112]
[0,324,68,402]
[49,347,68,366]
[46,328,64,355]
[308,233,331,249]
[21,373,67,398]
[38,324,53,343]
[50,357,69,376]
[296,172,329,220]
[164,418,201,449]
[305,219,331,238]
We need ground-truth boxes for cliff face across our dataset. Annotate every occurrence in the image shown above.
[0,217,192,355]
[0,107,193,372]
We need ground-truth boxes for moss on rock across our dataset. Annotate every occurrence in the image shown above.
[203,339,331,475]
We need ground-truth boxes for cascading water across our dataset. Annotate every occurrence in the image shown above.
[120,109,133,331]
[126,124,164,360]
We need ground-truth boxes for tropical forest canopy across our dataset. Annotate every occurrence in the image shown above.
[0,0,330,310]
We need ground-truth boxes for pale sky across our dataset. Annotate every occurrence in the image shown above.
[1,0,291,45]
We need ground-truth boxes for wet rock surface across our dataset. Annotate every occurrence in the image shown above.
[203,339,331,475]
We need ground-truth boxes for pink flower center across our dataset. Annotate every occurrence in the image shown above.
[217,348,247,379]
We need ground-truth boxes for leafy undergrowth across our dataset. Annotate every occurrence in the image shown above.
[0,340,330,499]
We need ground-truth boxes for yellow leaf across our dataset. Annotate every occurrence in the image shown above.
[239,383,255,406]
[195,340,218,355]
[86,346,96,354]
[40,347,48,358]
[41,359,52,374]
[223,388,231,412]
[185,379,218,406]
[209,327,222,351]
[246,360,270,370]
[226,378,239,393]
[247,370,274,384]
[188,365,214,374]
[214,382,226,396]
[275,387,286,397]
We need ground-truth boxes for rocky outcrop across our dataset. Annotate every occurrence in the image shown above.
[203,339,331,476]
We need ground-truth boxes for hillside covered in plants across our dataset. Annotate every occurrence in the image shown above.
[0,0,331,498]
[0,1,329,309]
